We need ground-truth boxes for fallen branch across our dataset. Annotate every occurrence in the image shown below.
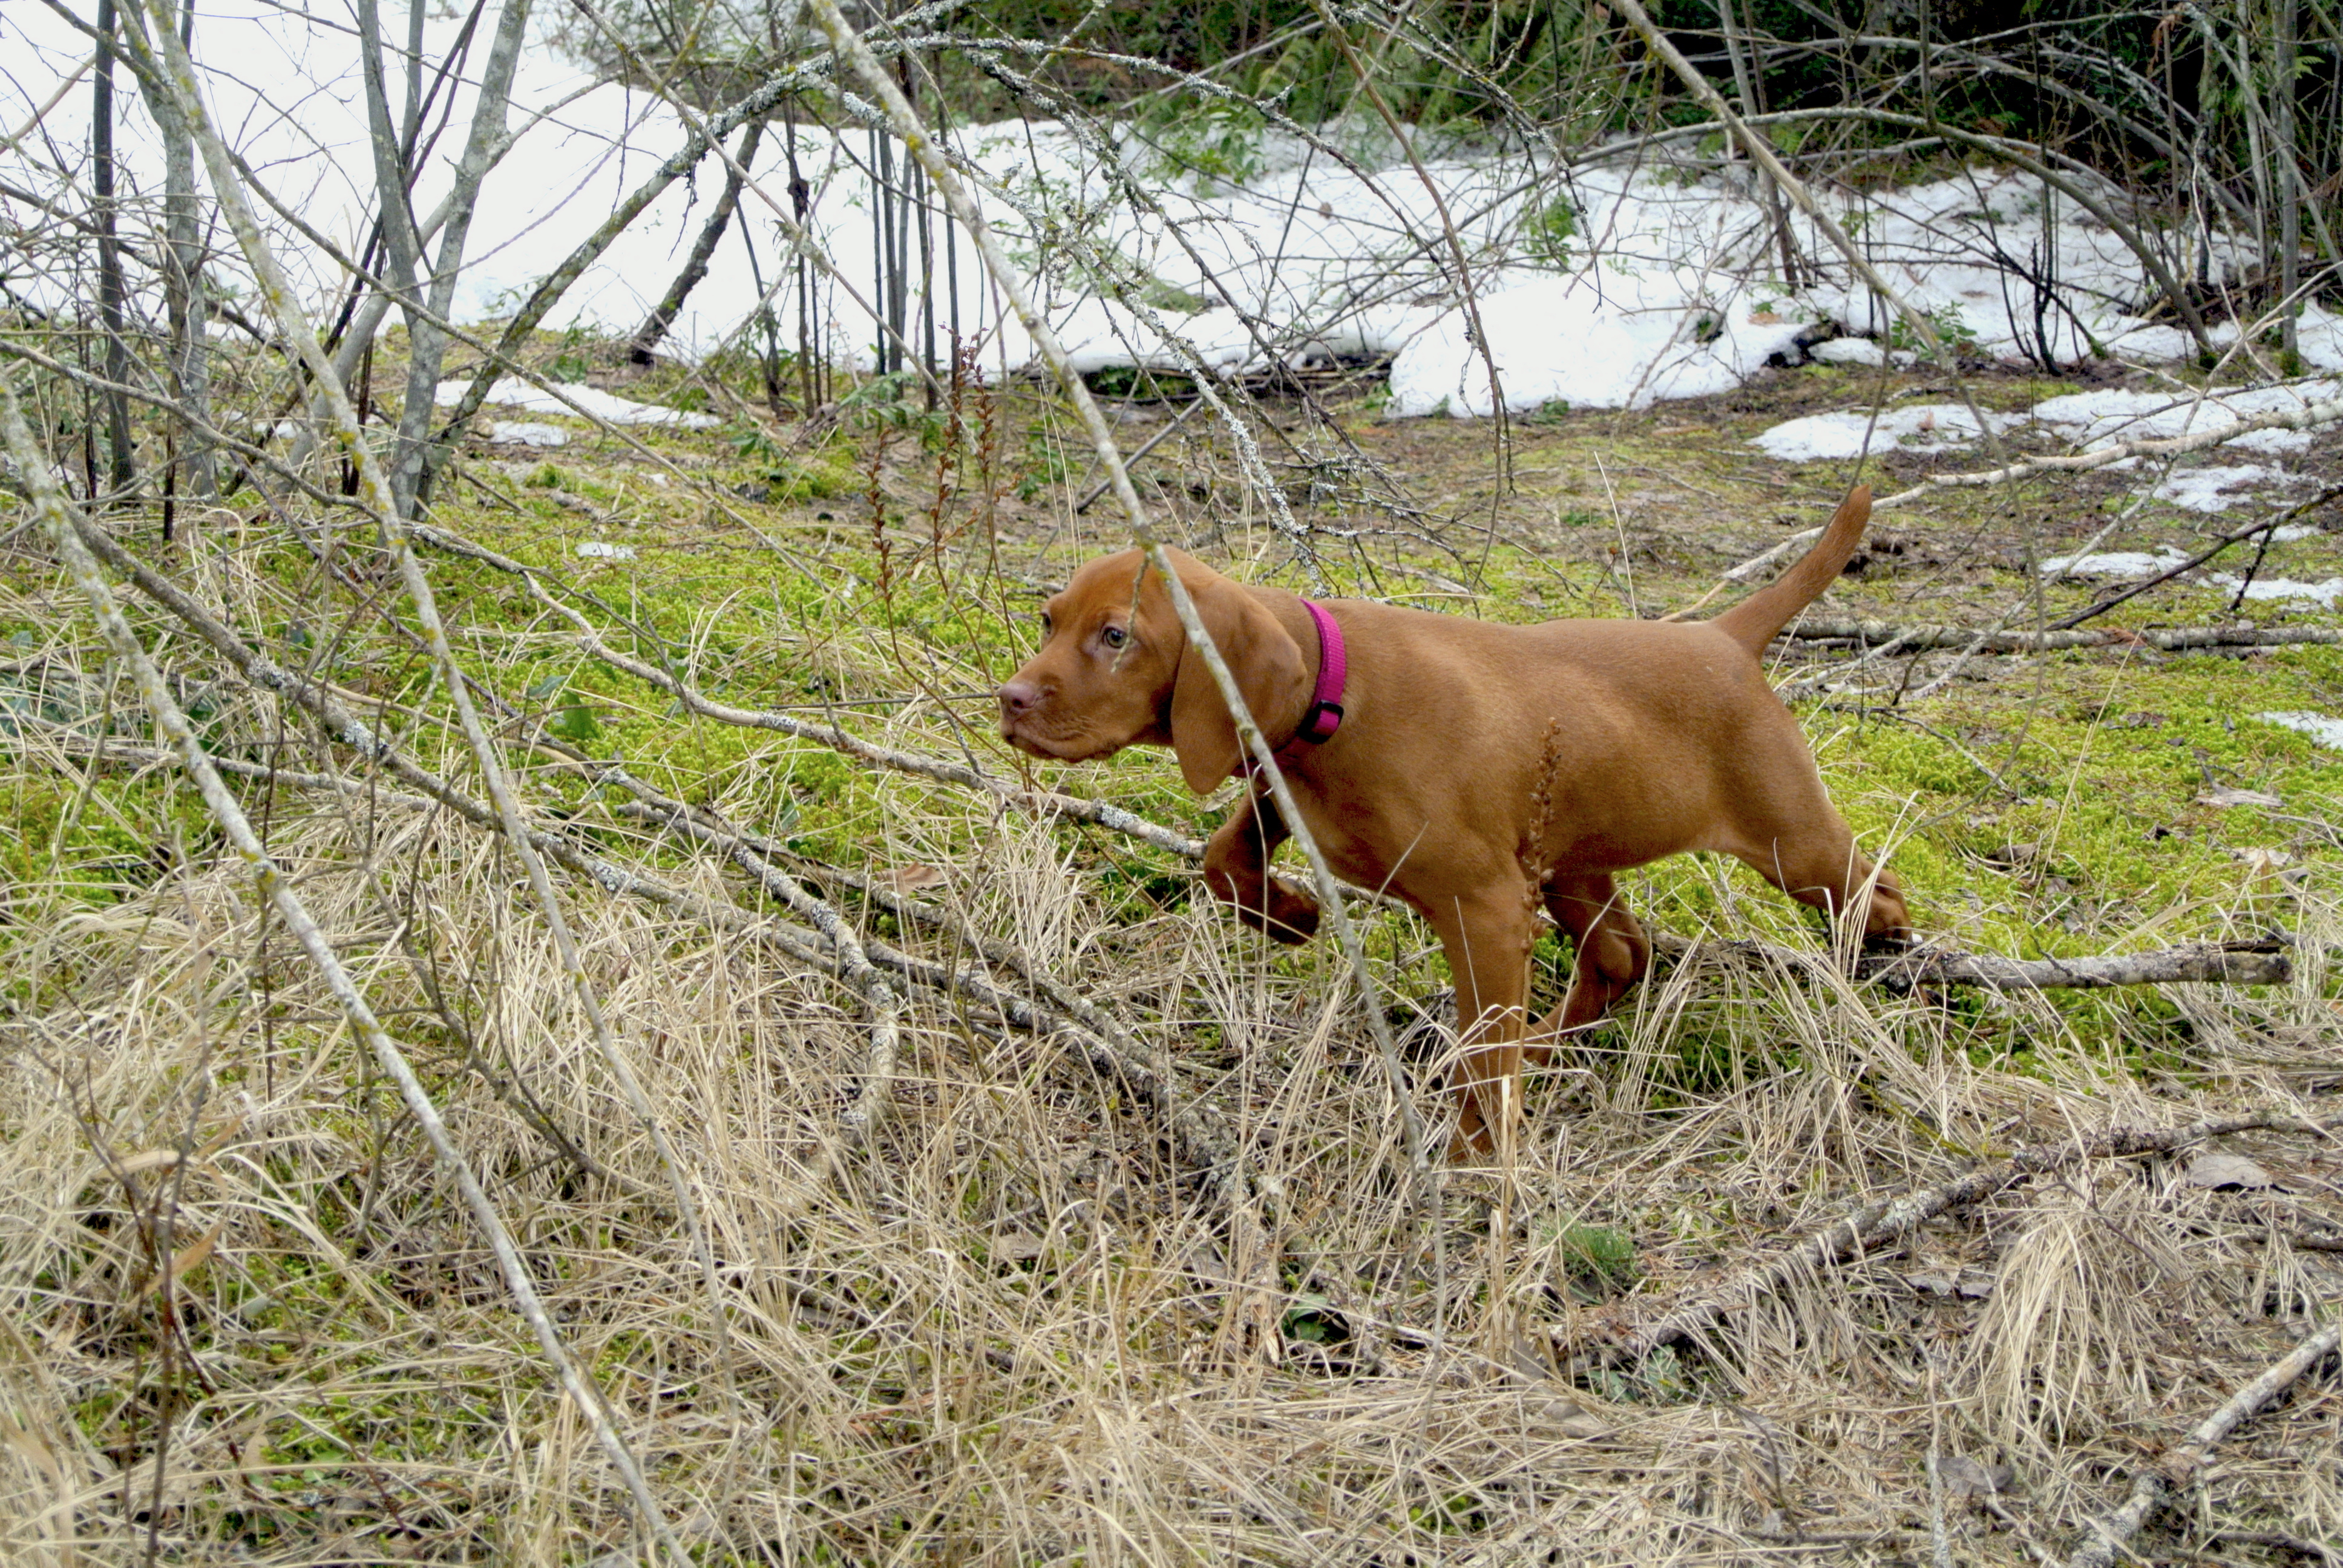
[1863,939,2292,990]
[1777,618,2343,654]
[450,542,1208,860]
[61,519,1305,1307]
[123,0,751,1423]
[2059,1310,2343,1568]
[1656,932,2293,990]
[1588,1110,2343,1361]
[602,788,1277,1215]
[2051,484,2343,631]
[720,840,901,1142]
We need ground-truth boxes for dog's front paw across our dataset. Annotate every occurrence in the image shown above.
[1263,890,1321,944]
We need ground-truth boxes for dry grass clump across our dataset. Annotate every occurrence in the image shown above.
[6,762,2339,1564]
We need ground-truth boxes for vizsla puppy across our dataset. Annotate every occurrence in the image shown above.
[998,486,1909,1154]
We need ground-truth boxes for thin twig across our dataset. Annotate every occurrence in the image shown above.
[1774,619,2343,654]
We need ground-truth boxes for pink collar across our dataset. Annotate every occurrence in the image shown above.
[1239,599,1346,777]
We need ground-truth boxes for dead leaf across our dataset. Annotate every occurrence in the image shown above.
[1938,1455,2013,1501]
[2232,847,2293,875]
[2186,1152,2278,1191]
[1539,1397,1611,1439]
[882,864,945,893]
[1907,1266,1996,1299]
[165,1217,225,1281]
[2199,786,2282,809]
[105,1148,182,1180]
[989,1232,1047,1263]
[136,1216,227,1298]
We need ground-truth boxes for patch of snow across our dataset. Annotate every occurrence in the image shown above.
[575,540,637,561]
[1750,403,2015,462]
[2149,464,2295,513]
[2040,547,2191,578]
[488,421,571,447]
[2030,381,2343,457]
[2099,322,2200,362]
[1387,271,1811,416]
[2258,711,2343,750]
[1810,337,1886,366]
[2040,536,2339,601]
[2209,575,2343,607]
[436,379,719,430]
[2287,302,2343,371]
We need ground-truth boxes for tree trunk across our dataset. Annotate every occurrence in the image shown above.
[91,0,137,500]
[2275,0,2301,365]
[160,0,213,505]
[629,119,763,365]
[396,0,536,516]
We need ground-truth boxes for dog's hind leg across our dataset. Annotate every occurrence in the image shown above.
[1201,787,1322,944]
[1530,873,1650,1060]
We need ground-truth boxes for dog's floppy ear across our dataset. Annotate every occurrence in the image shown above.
[1167,568,1308,794]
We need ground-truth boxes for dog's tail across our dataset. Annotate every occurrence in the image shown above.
[1710,484,1871,657]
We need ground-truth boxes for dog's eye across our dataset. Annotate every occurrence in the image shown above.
[1040,614,1053,636]
[1101,625,1128,650]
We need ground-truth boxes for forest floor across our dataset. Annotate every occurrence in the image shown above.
[4,338,2340,1566]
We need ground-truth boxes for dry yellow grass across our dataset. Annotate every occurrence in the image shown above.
[4,360,2341,1566]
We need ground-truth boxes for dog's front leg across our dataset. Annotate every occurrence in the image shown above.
[1201,788,1321,944]
[1429,890,1538,1159]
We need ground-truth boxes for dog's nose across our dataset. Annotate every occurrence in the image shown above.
[998,678,1042,720]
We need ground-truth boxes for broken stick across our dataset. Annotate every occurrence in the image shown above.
[1586,1110,2342,1362]
[2060,1311,2343,1568]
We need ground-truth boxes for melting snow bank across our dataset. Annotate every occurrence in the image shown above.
[488,421,571,447]
[1386,268,1809,416]
[2029,382,2343,455]
[2041,534,2342,606]
[1749,405,2016,462]
[433,379,719,430]
[1380,169,2341,416]
[1754,381,2342,506]
[13,2,2336,414]
[2151,465,2307,513]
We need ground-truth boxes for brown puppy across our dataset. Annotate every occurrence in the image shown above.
[998,486,1909,1153]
